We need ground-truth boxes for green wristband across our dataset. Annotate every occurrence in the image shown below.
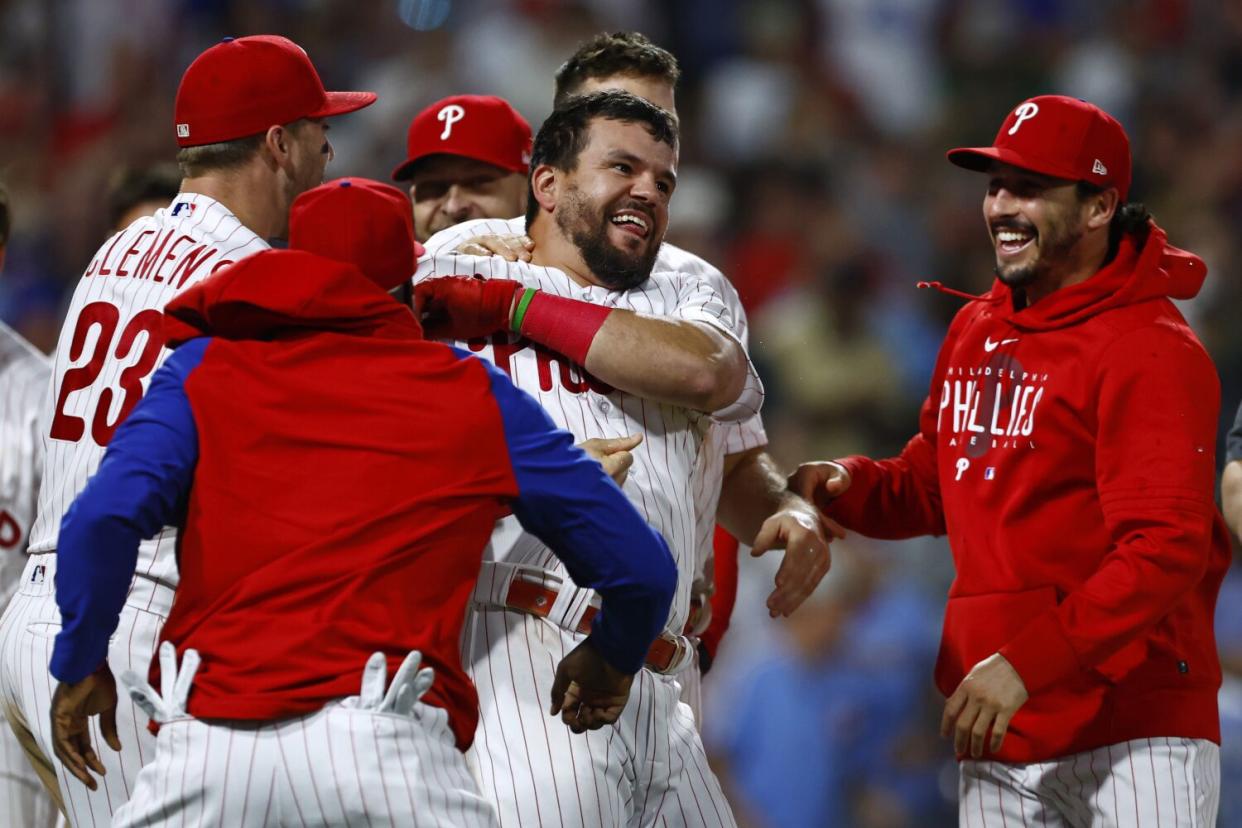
[511,287,537,332]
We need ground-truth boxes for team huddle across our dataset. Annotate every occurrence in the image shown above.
[0,28,1229,828]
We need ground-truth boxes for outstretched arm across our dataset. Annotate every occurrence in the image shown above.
[417,275,761,418]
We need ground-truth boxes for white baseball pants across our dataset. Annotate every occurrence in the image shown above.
[0,552,165,826]
[113,649,498,828]
[959,736,1220,827]
[464,605,736,828]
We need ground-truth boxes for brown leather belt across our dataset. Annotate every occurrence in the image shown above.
[502,579,686,673]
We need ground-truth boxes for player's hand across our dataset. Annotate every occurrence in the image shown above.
[549,637,634,733]
[579,433,643,485]
[456,233,534,262]
[940,653,1029,758]
[414,276,523,340]
[750,498,840,617]
[50,663,121,791]
[788,461,852,513]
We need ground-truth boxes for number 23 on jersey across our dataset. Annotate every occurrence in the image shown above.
[49,301,164,446]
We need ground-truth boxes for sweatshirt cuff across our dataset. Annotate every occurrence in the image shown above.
[821,456,873,519]
[998,607,1081,695]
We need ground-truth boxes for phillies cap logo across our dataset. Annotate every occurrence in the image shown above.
[1007,102,1040,135]
[438,104,465,140]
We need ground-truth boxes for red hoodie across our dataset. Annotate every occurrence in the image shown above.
[825,223,1230,762]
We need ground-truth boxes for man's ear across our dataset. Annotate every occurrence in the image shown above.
[1086,187,1119,232]
[262,124,292,172]
[530,164,559,215]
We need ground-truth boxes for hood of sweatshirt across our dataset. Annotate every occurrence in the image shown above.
[163,249,421,347]
[936,221,1206,332]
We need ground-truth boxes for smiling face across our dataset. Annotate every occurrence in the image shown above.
[984,162,1099,290]
[408,155,528,242]
[550,117,677,290]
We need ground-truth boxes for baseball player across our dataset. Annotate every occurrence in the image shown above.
[420,31,834,724]
[0,185,58,827]
[794,95,1228,825]
[46,177,676,827]
[0,34,374,825]
[394,92,646,487]
[393,94,532,243]
[414,89,750,827]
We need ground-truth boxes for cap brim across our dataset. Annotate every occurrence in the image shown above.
[391,157,418,182]
[311,90,378,119]
[946,146,1081,183]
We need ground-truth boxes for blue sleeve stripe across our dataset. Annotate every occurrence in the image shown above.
[458,348,675,673]
[50,338,208,682]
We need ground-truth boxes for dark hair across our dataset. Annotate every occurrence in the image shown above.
[106,163,182,229]
[524,90,678,228]
[0,183,8,248]
[553,32,680,108]
[1076,181,1151,261]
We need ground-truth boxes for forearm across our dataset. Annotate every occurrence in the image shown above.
[716,447,800,544]
[51,508,142,682]
[581,310,747,412]
[825,442,946,539]
[511,286,747,411]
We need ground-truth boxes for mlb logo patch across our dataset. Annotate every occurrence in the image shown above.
[984,467,996,480]
[177,123,190,138]
[171,202,196,217]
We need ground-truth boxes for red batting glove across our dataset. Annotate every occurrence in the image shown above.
[414,276,522,340]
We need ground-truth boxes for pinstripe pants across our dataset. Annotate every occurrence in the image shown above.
[960,737,1220,827]
[464,606,736,828]
[0,553,164,827]
[112,701,498,827]
[0,702,61,827]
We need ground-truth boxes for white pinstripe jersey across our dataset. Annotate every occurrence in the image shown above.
[424,216,769,596]
[28,194,268,591]
[417,218,764,634]
[0,322,50,605]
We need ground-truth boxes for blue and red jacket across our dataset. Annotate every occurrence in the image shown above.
[49,249,676,749]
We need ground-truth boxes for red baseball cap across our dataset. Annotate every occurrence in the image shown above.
[391,95,532,181]
[289,178,424,291]
[175,35,376,148]
[947,95,1131,201]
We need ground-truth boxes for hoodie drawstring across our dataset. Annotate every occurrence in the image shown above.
[916,280,986,302]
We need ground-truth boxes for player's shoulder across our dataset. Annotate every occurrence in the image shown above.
[422,215,527,257]
[655,241,724,279]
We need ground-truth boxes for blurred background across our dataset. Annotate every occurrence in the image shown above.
[2,0,1241,824]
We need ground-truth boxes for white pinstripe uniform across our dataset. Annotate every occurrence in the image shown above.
[0,193,268,826]
[0,320,59,827]
[425,218,768,730]
[112,651,498,828]
[959,737,1220,827]
[416,218,761,827]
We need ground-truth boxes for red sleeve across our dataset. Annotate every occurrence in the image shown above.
[700,525,739,659]
[1000,324,1221,693]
